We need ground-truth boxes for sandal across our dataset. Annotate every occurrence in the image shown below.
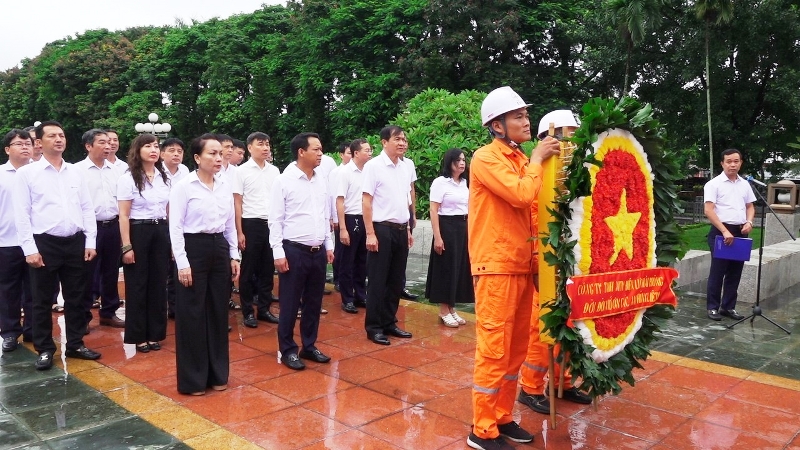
[451,312,467,325]
[147,342,161,351]
[51,304,65,313]
[439,313,459,328]
[136,343,150,353]
[228,300,241,310]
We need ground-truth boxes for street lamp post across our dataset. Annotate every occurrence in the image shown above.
[135,113,171,139]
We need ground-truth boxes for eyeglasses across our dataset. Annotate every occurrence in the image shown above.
[9,141,32,148]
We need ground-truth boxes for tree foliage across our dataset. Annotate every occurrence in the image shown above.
[0,0,798,177]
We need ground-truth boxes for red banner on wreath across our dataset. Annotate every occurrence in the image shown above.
[566,267,678,320]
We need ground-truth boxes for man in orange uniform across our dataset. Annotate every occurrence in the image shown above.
[467,87,561,450]
[517,110,592,415]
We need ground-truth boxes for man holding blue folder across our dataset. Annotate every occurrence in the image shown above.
[703,148,756,321]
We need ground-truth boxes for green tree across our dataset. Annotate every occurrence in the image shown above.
[393,88,486,218]
[607,0,665,96]
[695,0,734,176]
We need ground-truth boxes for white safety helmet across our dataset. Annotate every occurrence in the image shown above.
[537,110,579,139]
[481,86,532,126]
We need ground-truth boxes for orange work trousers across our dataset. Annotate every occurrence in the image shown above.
[472,273,534,439]
[519,291,573,395]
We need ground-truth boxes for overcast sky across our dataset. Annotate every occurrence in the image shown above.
[0,0,282,71]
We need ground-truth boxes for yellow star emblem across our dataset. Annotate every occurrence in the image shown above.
[604,189,641,265]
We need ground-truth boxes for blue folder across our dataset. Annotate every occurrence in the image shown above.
[714,236,752,261]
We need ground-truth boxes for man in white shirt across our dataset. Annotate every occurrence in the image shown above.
[328,142,352,291]
[231,139,246,166]
[75,129,125,330]
[704,148,756,321]
[336,139,371,313]
[105,129,128,170]
[216,134,238,180]
[14,121,102,370]
[160,138,190,184]
[234,132,280,327]
[362,125,415,345]
[0,130,34,352]
[269,132,334,370]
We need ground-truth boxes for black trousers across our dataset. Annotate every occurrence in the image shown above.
[338,215,367,305]
[277,243,326,355]
[332,227,341,283]
[239,218,275,316]
[175,233,230,394]
[84,219,121,321]
[364,223,408,335]
[166,259,177,316]
[29,233,88,353]
[0,246,33,341]
[122,223,169,344]
[707,224,746,311]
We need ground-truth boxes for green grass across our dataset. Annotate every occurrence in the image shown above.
[681,223,762,251]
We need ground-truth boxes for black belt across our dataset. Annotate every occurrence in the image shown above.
[440,214,468,221]
[184,232,224,239]
[283,240,322,253]
[130,218,167,225]
[344,214,363,219]
[97,216,119,226]
[375,221,408,230]
[242,218,268,224]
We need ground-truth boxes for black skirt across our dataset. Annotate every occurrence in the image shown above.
[425,215,475,305]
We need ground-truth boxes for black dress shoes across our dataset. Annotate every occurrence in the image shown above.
[721,309,745,320]
[384,327,412,338]
[707,309,722,321]
[243,314,258,328]
[400,289,418,300]
[36,351,54,370]
[65,346,101,360]
[354,299,367,308]
[281,353,306,370]
[299,348,331,363]
[2,336,18,352]
[341,303,358,314]
[368,332,390,345]
[257,310,280,324]
[269,294,280,302]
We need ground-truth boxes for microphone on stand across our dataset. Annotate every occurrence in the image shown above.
[746,175,767,187]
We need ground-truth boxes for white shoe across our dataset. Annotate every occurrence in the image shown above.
[451,311,467,325]
[439,313,459,328]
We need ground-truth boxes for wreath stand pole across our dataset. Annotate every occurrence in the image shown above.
[548,347,557,429]
[557,348,565,399]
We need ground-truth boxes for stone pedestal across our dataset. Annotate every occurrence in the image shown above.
[764,209,800,246]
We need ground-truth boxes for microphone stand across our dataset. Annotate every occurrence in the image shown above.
[727,179,795,334]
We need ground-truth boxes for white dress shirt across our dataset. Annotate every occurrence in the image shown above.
[112,158,129,171]
[327,164,345,223]
[430,176,469,215]
[74,157,122,221]
[337,161,365,215]
[13,158,97,255]
[162,162,190,184]
[269,162,333,260]
[233,158,280,220]
[0,162,22,247]
[169,172,238,270]
[117,172,171,219]
[316,154,337,180]
[704,173,756,224]
[361,151,412,224]
[216,162,237,182]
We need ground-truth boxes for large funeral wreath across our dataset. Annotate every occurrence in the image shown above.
[539,97,685,399]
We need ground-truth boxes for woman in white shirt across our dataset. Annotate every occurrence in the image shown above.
[425,148,474,327]
[169,133,240,396]
[118,134,171,353]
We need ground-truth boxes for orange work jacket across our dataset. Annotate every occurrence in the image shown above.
[468,138,543,276]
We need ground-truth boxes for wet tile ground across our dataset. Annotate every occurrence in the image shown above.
[1,272,799,449]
